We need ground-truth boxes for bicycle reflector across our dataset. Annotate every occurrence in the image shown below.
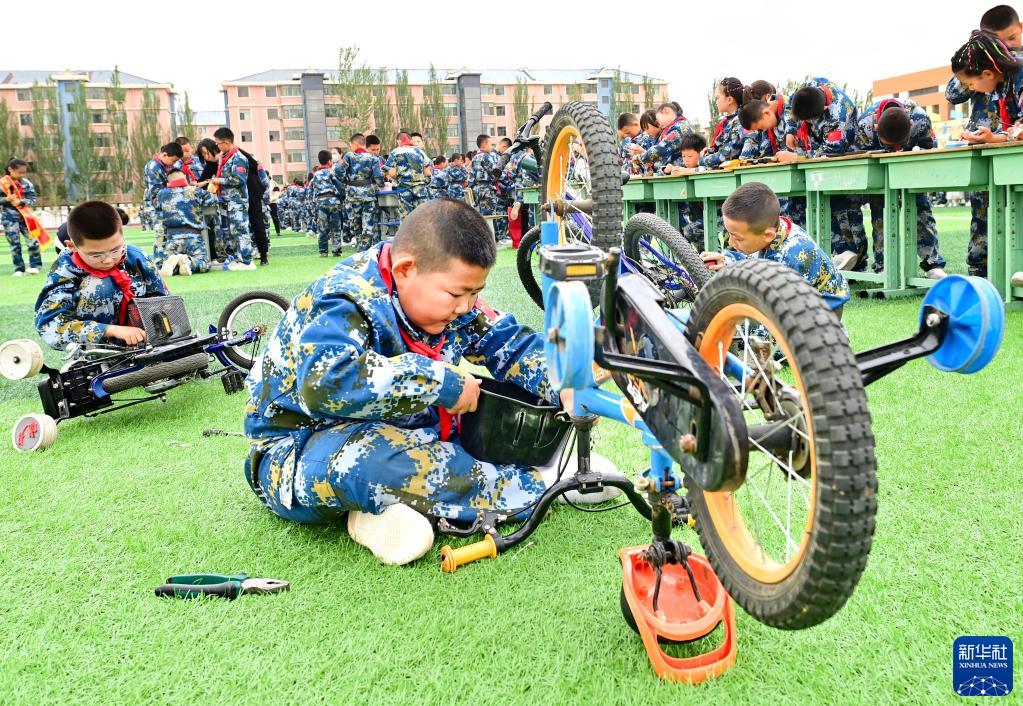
[458,378,571,467]
[539,243,608,282]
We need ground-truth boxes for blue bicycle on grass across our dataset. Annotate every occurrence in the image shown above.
[440,102,1005,681]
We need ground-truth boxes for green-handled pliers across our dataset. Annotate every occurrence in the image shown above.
[154,573,289,600]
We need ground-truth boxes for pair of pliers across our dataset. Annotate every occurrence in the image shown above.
[154,573,289,599]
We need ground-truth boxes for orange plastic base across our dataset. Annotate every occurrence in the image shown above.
[619,546,737,683]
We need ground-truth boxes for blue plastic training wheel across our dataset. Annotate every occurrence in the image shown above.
[544,281,594,390]
[921,275,1005,374]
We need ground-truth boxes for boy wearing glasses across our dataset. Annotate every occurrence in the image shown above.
[35,201,167,350]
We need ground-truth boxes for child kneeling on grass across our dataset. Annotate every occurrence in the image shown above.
[701,182,850,316]
[243,198,615,566]
[35,201,168,350]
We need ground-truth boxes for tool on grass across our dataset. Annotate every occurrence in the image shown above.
[202,428,246,438]
[154,573,289,599]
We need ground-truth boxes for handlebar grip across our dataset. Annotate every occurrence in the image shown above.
[440,534,498,573]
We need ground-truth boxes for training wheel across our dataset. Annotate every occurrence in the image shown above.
[0,338,44,380]
[922,275,1004,374]
[544,281,594,390]
[12,413,58,452]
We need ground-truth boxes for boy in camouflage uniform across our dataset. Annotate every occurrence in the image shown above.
[35,201,167,350]
[339,133,385,251]
[143,142,184,267]
[445,154,468,201]
[630,103,694,171]
[243,199,575,565]
[468,135,506,241]
[210,128,256,270]
[2,158,42,276]
[428,155,449,200]
[385,132,431,219]
[854,99,947,279]
[311,150,346,256]
[154,170,218,276]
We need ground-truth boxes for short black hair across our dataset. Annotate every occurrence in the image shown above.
[498,137,512,149]
[6,157,28,174]
[410,131,423,139]
[476,134,490,148]
[161,142,184,159]
[656,102,679,116]
[213,127,234,142]
[876,105,912,145]
[722,182,780,234]
[433,155,447,166]
[640,109,659,130]
[365,134,381,147]
[981,4,1020,31]
[679,132,708,152]
[67,200,123,245]
[738,99,770,130]
[350,132,365,145]
[617,112,639,130]
[197,138,218,160]
[791,86,828,121]
[174,136,191,146]
[317,149,331,165]
[393,199,497,272]
[449,152,464,161]
[115,207,129,226]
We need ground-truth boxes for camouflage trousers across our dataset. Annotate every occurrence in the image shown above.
[345,189,379,251]
[396,183,429,220]
[3,214,41,272]
[164,228,210,273]
[866,194,945,273]
[246,422,548,525]
[781,196,807,228]
[218,198,253,265]
[472,186,508,240]
[829,196,868,271]
[147,206,168,266]
[316,195,345,255]
[968,192,988,277]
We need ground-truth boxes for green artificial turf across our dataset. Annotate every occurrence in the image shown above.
[0,210,1019,704]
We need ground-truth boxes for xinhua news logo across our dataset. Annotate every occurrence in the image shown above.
[953,636,1013,697]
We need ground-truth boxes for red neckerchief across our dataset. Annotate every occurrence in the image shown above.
[378,243,456,440]
[167,178,188,188]
[397,134,414,147]
[796,85,834,151]
[216,147,239,179]
[70,250,138,325]
[315,164,331,171]
[656,116,686,143]
[354,147,368,154]
[712,113,733,143]
[181,162,196,183]
[999,96,1014,130]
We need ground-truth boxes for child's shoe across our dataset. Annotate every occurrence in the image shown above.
[177,255,192,276]
[347,503,434,565]
[832,251,859,271]
[1011,271,1023,287]
[159,258,177,278]
[11,270,24,277]
[25,267,39,275]
[924,267,948,280]
[536,450,623,504]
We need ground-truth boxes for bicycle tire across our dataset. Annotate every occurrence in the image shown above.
[623,213,712,308]
[101,352,209,394]
[684,259,877,630]
[217,290,291,370]
[540,102,622,250]
[516,222,599,310]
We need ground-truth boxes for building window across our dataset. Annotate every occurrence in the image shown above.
[441,84,456,96]
[908,86,938,98]
[285,127,305,141]
[267,108,279,120]
[601,95,609,104]
[265,86,277,98]
[482,85,493,96]
[497,126,507,136]
[282,85,301,97]
[444,105,458,117]
[495,106,506,117]
[268,130,280,142]
[284,105,304,119]
[449,124,459,137]
[94,134,111,147]
[632,83,640,95]
[325,104,344,118]
[86,87,106,100]
[239,109,251,122]
[327,126,343,141]
[270,153,282,164]
[494,86,505,96]
[91,110,107,124]
[287,150,305,163]
[487,125,497,136]
[241,131,252,142]
[483,103,494,116]
[543,85,552,95]
[632,104,640,113]
[583,83,596,95]
[237,86,250,98]
[19,113,31,126]
[16,89,31,102]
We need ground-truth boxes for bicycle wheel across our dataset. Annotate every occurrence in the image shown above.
[683,259,877,630]
[623,213,712,310]
[516,222,594,310]
[217,290,291,370]
[541,102,622,250]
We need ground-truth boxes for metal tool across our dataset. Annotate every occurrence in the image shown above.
[154,573,289,600]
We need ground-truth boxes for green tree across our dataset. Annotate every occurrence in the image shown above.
[0,98,21,163]
[336,47,375,136]
[567,83,583,103]
[642,77,656,110]
[178,91,198,140]
[68,81,102,199]
[395,69,420,136]
[30,82,65,206]
[129,87,163,201]
[106,68,133,199]
[420,65,449,156]
[372,68,396,152]
[513,78,529,132]
[706,78,722,126]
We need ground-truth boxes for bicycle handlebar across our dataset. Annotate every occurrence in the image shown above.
[493,102,553,178]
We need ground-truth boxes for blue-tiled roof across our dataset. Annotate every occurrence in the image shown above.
[0,69,166,85]
[226,67,666,85]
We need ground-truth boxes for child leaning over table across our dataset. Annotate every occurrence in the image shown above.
[243,198,616,566]
[701,182,849,318]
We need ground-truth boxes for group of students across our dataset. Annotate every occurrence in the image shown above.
[269,130,536,257]
[614,4,1023,284]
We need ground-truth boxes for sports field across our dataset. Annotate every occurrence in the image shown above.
[0,207,1019,704]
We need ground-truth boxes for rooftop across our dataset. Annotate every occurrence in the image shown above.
[0,69,168,86]
[224,67,666,85]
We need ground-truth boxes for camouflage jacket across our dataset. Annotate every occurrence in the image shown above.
[338,149,384,189]
[637,117,694,168]
[143,157,173,208]
[217,148,249,202]
[855,98,936,152]
[784,77,858,157]
[1,177,37,224]
[310,165,345,198]
[385,145,431,185]
[155,184,219,230]
[468,151,498,191]
[445,165,468,199]
[701,113,760,168]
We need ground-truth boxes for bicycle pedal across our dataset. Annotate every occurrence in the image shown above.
[222,370,246,394]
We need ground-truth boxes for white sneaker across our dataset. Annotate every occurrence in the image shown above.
[25,267,39,275]
[1011,271,1023,287]
[159,258,177,278]
[12,270,24,277]
[347,503,435,565]
[536,451,623,505]
[510,202,521,221]
[227,262,258,271]
[177,254,192,276]
[831,251,860,271]
[924,267,948,280]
